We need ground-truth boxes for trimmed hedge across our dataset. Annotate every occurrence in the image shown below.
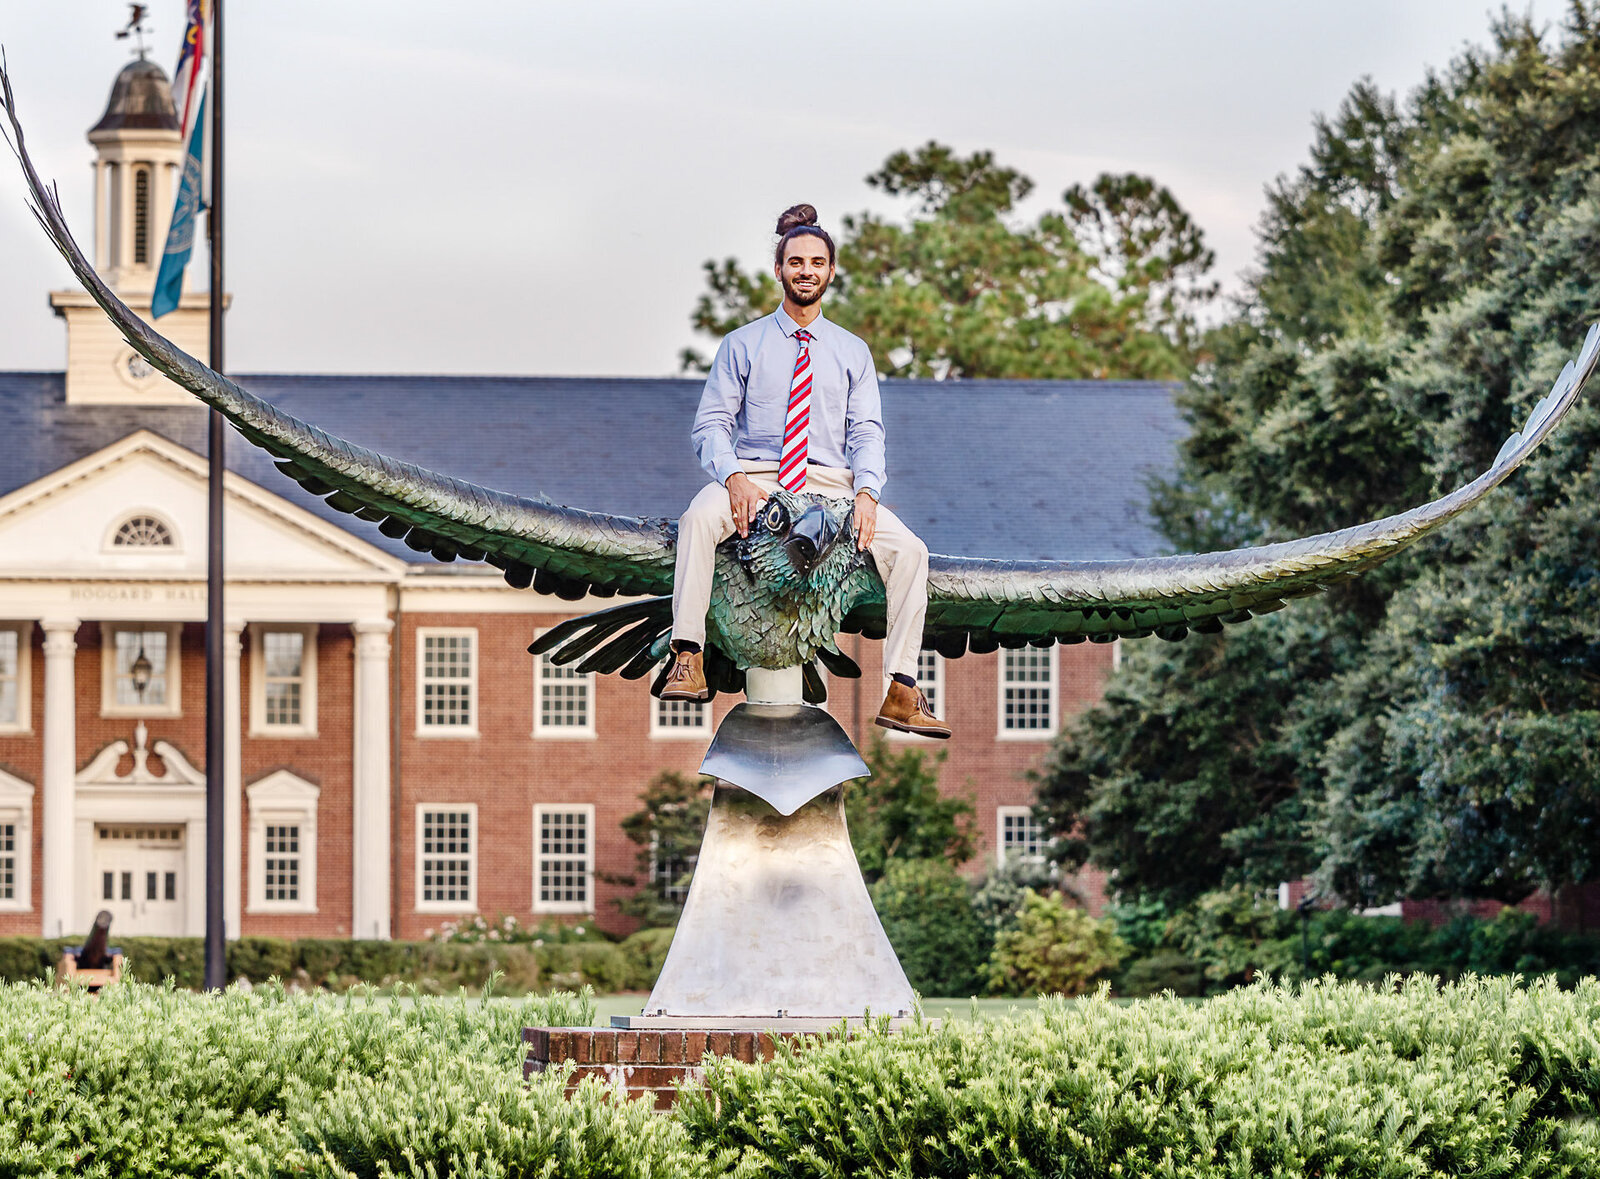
[4,974,1597,1176]
[0,980,712,1177]
[683,974,1600,1176]
[0,935,648,993]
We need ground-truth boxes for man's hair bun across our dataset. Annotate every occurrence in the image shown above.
[775,204,820,235]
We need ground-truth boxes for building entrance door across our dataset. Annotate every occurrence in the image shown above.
[93,825,186,936]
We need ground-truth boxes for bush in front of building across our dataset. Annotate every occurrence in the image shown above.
[0,936,634,994]
[1109,888,1600,996]
[985,889,1128,997]
[870,857,991,997]
[620,926,676,992]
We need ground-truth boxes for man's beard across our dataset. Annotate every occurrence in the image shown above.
[781,271,831,307]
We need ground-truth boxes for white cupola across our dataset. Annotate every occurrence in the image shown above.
[50,53,227,406]
[87,56,183,293]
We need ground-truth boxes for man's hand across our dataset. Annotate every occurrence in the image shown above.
[854,490,878,551]
[727,472,767,538]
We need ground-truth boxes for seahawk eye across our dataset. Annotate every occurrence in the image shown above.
[763,501,785,532]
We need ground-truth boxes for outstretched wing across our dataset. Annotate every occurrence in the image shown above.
[0,65,674,600]
[883,324,1600,657]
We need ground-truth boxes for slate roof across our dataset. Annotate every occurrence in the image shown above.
[0,371,1186,563]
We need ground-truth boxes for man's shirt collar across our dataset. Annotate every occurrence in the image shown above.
[774,305,828,339]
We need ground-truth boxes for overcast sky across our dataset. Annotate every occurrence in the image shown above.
[0,1,1573,376]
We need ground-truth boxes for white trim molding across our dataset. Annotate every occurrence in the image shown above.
[532,627,596,738]
[416,628,477,737]
[0,621,32,735]
[245,770,320,915]
[0,769,35,912]
[249,623,319,737]
[100,621,183,718]
[415,803,477,913]
[996,645,1059,740]
[532,802,595,914]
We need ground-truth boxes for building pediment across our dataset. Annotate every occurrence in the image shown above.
[0,430,404,582]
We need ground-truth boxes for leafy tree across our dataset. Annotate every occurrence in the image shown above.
[683,142,1215,380]
[1040,6,1600,910]
[846,737,976,884]
[615,771,713,927]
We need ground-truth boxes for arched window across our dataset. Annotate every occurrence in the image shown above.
[133,168,151,264]
[113,515,173,548]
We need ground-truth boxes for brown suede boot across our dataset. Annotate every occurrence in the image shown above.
[660,648,709,702]
[874,680,951,739]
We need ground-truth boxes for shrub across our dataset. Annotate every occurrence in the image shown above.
[986,889,1127,996]
[1114,950,1205,997]
[0,979,718,1177]
[0,937,647,994]
[870,857,990,997]
[680,975,1600,1176]
[620,926,677,991]
[969,856,1058,932]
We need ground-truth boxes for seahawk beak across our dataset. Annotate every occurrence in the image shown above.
[785,504,839,574]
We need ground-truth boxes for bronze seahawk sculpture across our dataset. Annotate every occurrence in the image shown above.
[4,69,1597,705]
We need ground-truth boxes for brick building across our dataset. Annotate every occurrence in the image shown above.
[0,57,1184,941]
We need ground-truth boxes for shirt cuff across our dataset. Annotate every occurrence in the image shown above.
[853,478,883,501]
[711,455,743,486]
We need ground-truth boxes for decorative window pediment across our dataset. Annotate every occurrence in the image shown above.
[246,770,320,914]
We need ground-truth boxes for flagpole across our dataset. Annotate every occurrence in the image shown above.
[204,0,226,994]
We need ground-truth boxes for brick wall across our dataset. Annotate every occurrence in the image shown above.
[393,615,1113,938]
[0,614,1117,939]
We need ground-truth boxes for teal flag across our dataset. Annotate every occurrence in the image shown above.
[151,90,205,319]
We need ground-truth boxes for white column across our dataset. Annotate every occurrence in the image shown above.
[92,161,108,272]
[223,623,244,937]
[39,619,79,938]
[351,620,393,939]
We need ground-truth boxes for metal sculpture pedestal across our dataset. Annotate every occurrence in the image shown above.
[612,666,918,1028]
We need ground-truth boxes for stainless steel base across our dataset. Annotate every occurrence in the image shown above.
[609,1015,931,1031]
[638,779,917,1021]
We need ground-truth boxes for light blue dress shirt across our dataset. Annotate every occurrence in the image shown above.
[691,307,887,499]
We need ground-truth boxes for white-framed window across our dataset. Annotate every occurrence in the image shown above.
[997,645,1057,738]
[417,805,476,911]
[0,623,31,734]
[245,770,319,914]
[650,832,695,904]
[0,770,33,911]
[417,629,477,736]
[249,625,318,737]
[997,805,1046,865]
[533,629,595,737]
[652,696,707,738]
[533,804,594,913]
[100,622,181,717]
[888,649,943,739]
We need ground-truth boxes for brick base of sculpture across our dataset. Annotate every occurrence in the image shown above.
[524,1026,826,1109]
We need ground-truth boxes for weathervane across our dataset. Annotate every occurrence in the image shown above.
[115,4,152,61]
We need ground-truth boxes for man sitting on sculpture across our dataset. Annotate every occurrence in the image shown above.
[662,204,951,739]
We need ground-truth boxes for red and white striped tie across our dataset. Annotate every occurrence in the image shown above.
[779,329,813,492]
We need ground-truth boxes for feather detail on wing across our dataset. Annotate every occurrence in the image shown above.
[903,322,1600,656]
[0,65,675,599]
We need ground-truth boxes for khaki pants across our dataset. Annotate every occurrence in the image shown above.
[672,461,929,681]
